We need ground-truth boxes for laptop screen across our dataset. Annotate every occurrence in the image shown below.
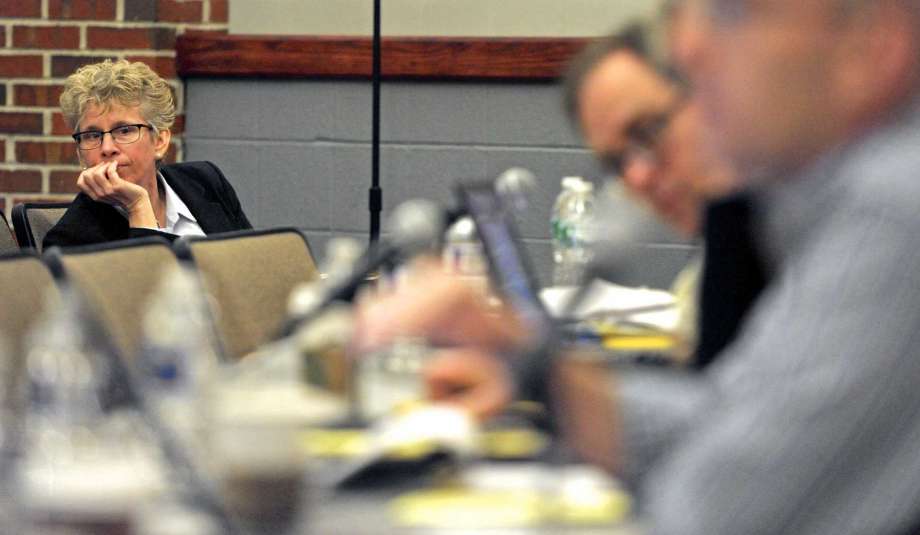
[456,181,556,342]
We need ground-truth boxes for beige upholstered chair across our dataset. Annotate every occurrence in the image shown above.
[44,237,180,362]
[11,202,70,252]
[174,228,320,361]
[0,252,60,409]
[0,211,20,255]
[0,252,60,362]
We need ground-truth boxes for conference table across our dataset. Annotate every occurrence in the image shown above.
[265,417,643,535]
[250,312,671,535]
[10,311,669,534]
[305,473,644,535]
[271,450,645,535]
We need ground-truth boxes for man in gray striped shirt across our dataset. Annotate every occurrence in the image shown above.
[611,0,920,532]
[356,0,920,533]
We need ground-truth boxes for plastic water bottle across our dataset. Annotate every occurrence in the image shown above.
[17,287,167,535]
[442,216,488,293]
[137,264,220,460]
[23,286,108,454]
[551,177,596,286]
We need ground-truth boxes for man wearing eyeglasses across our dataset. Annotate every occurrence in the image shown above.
[356,0,920,533]
[43,59,252,249]
[563,20,768,369]
[563,23,734,237]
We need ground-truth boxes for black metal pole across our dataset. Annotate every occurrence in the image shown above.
[369,0,382,243]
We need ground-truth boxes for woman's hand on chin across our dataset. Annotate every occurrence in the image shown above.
[78,161,157,227]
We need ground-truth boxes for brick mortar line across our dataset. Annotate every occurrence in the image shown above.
[169,22,228,31]
[173,83,184,110]
[3,21,225,30]
[6,135,79,142]
[116,0,125,22]
[0,49,181,55]
[0,168,76,175]
[41,0,49,19]
[3,80,66,85]
[2,106,62,112]
[2,105,189,112]
[1,107,189,116]
[5,195,75,202]
[0,78,183,86]
[7,136,184,144]
[5,21,95,28]
[0,52,176,60]
[2,107,58,114]
[0,163,78,168]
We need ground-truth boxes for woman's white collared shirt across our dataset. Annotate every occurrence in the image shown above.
[127,173,206,236]
[158,172,205,237]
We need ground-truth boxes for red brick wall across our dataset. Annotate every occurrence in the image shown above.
[0,0,229,219]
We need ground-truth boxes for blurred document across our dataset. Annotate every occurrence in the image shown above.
[541,280,678,332]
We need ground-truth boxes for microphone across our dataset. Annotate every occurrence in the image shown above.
[445,167,537,224]
[494,167,537,213]
[319,198,445,304]
[280,199,446,336]
[280,168,535,338]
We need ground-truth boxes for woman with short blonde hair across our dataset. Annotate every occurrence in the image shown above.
[60,59,176,135]
[44,59,251,249]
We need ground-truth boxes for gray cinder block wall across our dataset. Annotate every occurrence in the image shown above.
[183,79,696,288]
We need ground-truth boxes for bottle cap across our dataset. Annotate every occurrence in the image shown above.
[445,216,477,241]
[561,176,584,190]
[570,180,594,193]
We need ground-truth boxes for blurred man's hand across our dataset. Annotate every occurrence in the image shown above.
[424,348,514,421]
[353,258,530,354]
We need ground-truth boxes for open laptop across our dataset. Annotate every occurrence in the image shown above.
[456,181,676,360]
[455,180,559,353]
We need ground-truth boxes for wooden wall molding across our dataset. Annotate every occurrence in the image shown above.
[176,34,592,81]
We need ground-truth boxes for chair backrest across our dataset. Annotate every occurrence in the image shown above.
[0,251,60,359]
[0,251,61,410]
[11,202,71,252]
[45,237,180,362]
[175,228,320,361]
[0,210,20,255]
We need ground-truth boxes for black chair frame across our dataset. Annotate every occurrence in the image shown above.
[11,201,72,250]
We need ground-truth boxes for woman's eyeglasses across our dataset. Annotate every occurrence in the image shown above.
[72,124,153,150]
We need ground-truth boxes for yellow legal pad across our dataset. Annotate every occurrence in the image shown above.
[602,334,676,352]
[594,323,677,352]
[390,487,631,529]
[301,429,371,458]
[300,427,547,460]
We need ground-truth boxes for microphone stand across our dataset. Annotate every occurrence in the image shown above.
[369,0,383,243]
